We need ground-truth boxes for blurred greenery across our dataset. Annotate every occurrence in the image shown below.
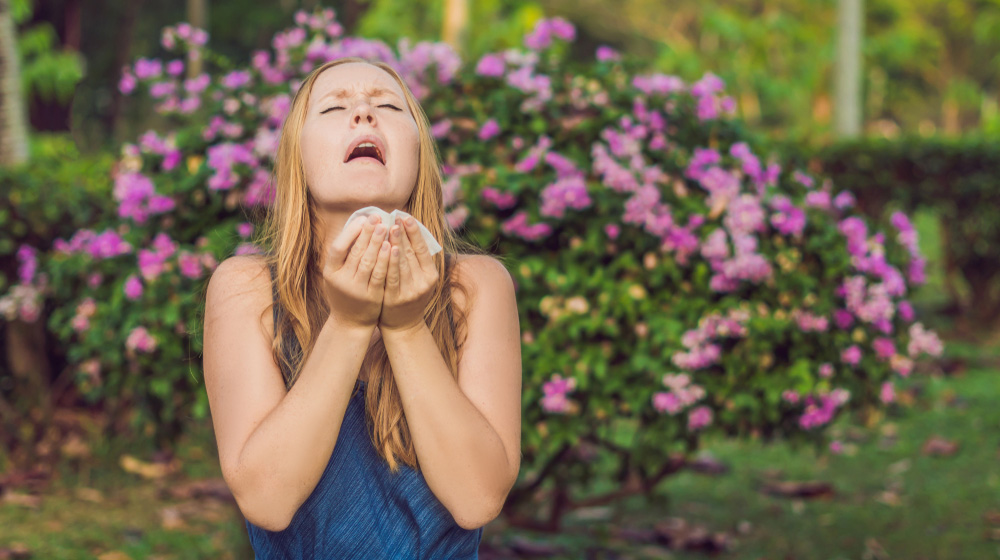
[7,0,998,150]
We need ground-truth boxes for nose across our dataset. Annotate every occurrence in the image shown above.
[351,103,376,126]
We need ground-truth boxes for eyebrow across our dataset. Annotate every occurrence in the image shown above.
[319,86,402,102]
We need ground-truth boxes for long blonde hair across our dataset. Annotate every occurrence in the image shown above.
[256,57,489,473]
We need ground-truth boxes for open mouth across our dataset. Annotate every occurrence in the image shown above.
[346,142,385,165]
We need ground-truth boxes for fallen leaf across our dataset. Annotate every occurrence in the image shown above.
[74,487,104,503]
[758,480,835,499]
[161,478,234,502]
[875,490,901,506]
[97,552,133,560]
[921,436,959,457]
[119,454,180,479]
[2,491,41,509]
[652,517,731,552]
[984,509,1000,526]
[0,542,31,560]
[61,433,91,459]
[687,455,729,475]
[160,506,186,530]
[609,526,657,543]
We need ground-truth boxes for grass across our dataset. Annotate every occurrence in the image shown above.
[483,358,1000,560]
[3,353,995,559]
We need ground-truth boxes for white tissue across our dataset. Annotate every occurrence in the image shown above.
[343,206,443,256]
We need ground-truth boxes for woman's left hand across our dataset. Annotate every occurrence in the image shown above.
[378,215,439,335]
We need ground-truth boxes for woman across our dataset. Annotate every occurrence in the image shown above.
[202,57,522,559]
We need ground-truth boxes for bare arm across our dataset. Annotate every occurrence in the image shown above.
[203,256,373,531]
[380,255,522,530]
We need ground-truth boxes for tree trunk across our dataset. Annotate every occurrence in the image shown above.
[834,0,863,138]
[186,0,207,78]
[0,0,29,164]
[442,0,468,52]
[1,0,56,472]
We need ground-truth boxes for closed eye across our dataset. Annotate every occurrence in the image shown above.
[320,104,402,114]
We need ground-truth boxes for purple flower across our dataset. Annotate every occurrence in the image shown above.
[687,405,713,431]
[481,187,517,210]
[221,70,252,89]
[596,45,620,62]
[134,58,163,80]
[478,119,501,140]
[124,275,143,300]
[841,345,862,366]
[430,119,452,139]
[166,59,185,76]
[126,326,157,353]
[872,337,896,360]
[524,17,575,50]
[118,72,137,94]
[653,392,683,415]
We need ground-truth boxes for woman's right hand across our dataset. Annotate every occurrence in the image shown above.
[322,214,392,330]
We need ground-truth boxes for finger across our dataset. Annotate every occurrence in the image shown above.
[329,214,368,270]
[385,240,400,294]
[369,236,391,290]
[345,215,379,274]
[402,215,434,272]
[356,220,387,280]
[398,222,415,287]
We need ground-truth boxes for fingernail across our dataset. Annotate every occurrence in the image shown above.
[392,226,401,238]
[406,216,415,226]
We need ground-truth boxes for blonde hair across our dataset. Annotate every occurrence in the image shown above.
[255,57,490,473]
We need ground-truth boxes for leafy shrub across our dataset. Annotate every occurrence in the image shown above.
[784,136,1000,329]
[2,9,945,527]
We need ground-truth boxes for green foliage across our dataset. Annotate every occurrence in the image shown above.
[0,134,114,291]
[17,24,85,103]
[786,135,1000,327]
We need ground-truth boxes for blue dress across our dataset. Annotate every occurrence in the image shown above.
[244,261,483,559]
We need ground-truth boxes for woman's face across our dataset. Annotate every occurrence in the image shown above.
[300,62,420,212]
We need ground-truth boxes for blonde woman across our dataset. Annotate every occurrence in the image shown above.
[202,57,522,558]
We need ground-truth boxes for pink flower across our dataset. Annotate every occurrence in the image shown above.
[687,405,713,431]
[872,337,896,361]
[841,345,862,366]
[474,53,505,77]
[124,275,143,300]
[653,392,683,415]
[478,119,501,140]
[879,382,895,404]
[596,45,620,62]
[126,326,158,354]
[178,252,203,279]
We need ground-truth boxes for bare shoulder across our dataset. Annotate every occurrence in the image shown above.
[206,254,274,340]
[450,254,514,312]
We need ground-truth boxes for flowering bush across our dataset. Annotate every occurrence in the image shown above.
[2,9,945,527]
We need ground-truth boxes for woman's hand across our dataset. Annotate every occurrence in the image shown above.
[322,213,392,330]
[379,215,439,335]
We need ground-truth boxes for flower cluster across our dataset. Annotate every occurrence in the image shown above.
[541,373,578,414]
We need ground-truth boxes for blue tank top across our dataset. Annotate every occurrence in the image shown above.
[244,260,483,559]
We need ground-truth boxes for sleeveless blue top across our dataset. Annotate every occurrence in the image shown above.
[244,260,483,559]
